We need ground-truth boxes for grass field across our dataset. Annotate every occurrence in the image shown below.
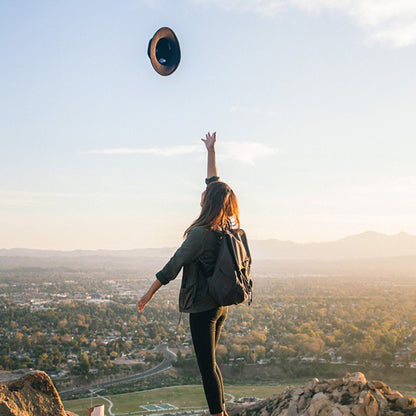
[63,383,293,416]
[63,382,416,416]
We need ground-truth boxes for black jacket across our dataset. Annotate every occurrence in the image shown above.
[156,225,222,313]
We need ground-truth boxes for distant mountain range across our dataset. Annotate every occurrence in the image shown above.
[1,231,416,261]
[250,231,416,260]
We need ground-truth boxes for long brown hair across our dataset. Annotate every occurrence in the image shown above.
[184,181,240,237]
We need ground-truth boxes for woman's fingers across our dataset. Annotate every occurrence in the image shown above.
[201,132,216,148]
[137,296,147,312]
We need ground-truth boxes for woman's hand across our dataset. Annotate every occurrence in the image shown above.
[137,279,162,312]
[137,290,154,312]
[201,131,216,151]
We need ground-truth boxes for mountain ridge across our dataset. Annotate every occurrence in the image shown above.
[1,231,415,261]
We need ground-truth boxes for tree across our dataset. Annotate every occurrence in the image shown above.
[79,352,91,374]
[37,353,49,370]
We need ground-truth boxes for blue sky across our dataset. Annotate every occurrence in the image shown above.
[1,0,415,249]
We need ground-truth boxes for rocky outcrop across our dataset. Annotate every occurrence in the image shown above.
[229,372,416,416]
[0,370,78,416]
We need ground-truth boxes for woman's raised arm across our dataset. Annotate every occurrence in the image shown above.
[201,131,218,179]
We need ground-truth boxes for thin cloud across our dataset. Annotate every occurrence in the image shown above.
[80,142,277,165]
[219,141,278,165]
[194,0,416,47]
[193,0,283,16]
[292,0,416,47]
[230,105,279,118]
[80,145,200,156]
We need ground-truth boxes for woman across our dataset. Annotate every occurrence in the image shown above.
[137,131,240,416]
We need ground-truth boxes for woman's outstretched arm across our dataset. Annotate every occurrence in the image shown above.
[201,131,218,178]
[137,227,208,312]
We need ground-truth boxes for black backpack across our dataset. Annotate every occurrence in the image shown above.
[207,228,253,306]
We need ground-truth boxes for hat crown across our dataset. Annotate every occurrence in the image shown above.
[156,38,173,66]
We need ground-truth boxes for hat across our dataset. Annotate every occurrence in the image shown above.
[147,27,181,76]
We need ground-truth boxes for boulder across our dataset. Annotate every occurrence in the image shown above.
[0,370,78,416]
[362,392,378,416]
[372,380,387,390]
[385,391,403,401]
[308,392,333,416]
[344,373,367,385]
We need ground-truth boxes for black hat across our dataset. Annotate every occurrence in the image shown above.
[147,27,181,76]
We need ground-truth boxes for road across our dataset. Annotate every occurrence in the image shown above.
[60,343,176,398]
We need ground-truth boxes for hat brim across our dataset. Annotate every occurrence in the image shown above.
[147,27,181,76]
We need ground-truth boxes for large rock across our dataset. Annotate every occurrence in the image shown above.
[0,369,78,416]
[228,372,416,416]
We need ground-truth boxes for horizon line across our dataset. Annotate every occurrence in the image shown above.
[0,230,413,252]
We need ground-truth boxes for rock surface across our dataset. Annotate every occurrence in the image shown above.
[0,369,78,416]
[228,372,416,416]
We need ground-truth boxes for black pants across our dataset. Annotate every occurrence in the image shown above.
[189,306,228,414]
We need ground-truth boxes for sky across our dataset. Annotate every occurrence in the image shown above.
[1,0,415,249]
